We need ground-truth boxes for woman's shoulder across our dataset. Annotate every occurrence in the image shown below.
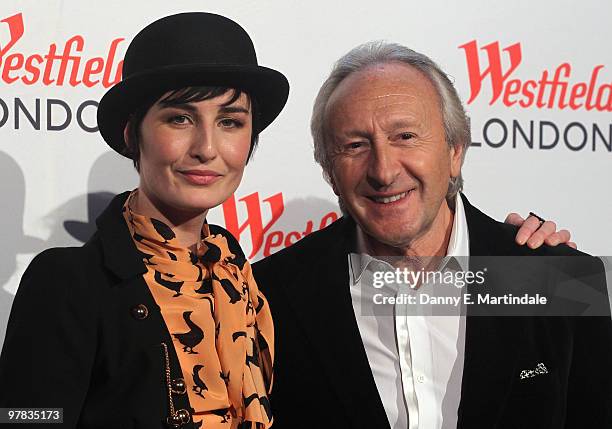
[22,234,107,292]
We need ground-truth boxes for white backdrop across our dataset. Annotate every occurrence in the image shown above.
[1,0,611,347]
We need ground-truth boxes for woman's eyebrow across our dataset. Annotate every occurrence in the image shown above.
[219,105,250,114]
[158,102,198,113]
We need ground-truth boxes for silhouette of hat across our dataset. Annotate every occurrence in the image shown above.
[0,151,45,253]
[97,12,290,157]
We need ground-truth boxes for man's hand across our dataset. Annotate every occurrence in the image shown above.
[505,213,577,249]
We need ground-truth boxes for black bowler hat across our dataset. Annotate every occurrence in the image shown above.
[97,12,290,157]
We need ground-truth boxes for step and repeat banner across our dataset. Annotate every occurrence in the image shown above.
[1,0,611,346]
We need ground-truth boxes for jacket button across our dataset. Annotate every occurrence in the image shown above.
[166,409,191,427]
[176,409,191,424]
[131,304,148,320]
[166,414,182,428]
[171,377,187,394]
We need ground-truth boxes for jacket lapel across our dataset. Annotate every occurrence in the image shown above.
[457,194,520,428]
[279,216,390,427]
[94,191,147,280]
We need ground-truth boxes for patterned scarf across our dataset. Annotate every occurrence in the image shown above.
[122,191,273,428]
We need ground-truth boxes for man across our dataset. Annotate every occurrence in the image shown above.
[253,42,612,428]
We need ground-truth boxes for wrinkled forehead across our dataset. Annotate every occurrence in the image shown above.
[325,62,442,129]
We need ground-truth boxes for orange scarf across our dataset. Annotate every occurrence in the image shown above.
[123,191,273,428]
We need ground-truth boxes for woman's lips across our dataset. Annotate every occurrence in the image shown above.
[178,170,222,185]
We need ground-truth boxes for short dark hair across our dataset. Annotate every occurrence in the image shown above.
[124,86,261,171]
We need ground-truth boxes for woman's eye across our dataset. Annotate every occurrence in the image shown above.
[169,114,190,125]
[219,118,243,128]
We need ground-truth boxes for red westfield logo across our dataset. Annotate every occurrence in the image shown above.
[0,13,124,88]
[460,40,612,111]
[223,192,339,258]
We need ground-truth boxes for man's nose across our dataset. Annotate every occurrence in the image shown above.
[366,141,400,189]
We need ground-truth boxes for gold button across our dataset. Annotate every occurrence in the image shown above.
[176,409,191,424]
[171,377,186,394]
[166,414,182,428]
[130,304,148,320]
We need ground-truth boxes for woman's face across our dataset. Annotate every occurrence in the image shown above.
[132,90,252,217]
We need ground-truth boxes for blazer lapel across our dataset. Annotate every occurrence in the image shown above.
[280,216,390,428]
[457,194,520,428]
[94,191,147,280]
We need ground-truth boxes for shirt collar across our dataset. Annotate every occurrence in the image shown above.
[349,194,470,285]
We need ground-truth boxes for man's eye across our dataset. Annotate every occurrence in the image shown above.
[347,142,364,150]
[399,132,414,140]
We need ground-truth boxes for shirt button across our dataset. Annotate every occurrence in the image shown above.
[417,375,425,383]
[130,304,148,320]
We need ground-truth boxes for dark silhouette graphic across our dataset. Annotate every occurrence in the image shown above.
[214,273,242,304]
[64,192,116,242]
[259,396,272,421]
[243,393,259,408]
[189,251,204,281]
[232,331,247,342]
[228,251,246,270]
[192,364,208,398]
[195,276,213,295]
[201,241,222,263]
[243,394,272,421]
[154,270,184,297]
[138,250,156,265]
[246,340,260,367]
[201,296,214,315]
[257,329,270,353]
[212,408,230,423]
[151,218,175,243]
[254,295,264,313]
[0,151,45,348]
[172,311,204,354]
[219,371,230,386]
[63,150,138,243]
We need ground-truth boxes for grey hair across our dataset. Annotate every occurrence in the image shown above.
[311,41,471,202]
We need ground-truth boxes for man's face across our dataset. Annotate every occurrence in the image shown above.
[325,62,463,250]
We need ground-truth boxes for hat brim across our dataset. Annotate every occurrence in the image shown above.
[97,64,289,157]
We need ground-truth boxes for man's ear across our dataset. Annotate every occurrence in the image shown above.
[449,142,464,179]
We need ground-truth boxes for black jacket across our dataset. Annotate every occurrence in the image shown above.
[0,192,249,429]
[252,194,612,429]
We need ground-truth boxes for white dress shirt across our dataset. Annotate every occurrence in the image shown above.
[348,195,470,429]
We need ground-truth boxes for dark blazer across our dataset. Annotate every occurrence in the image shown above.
[252,194,612,429]
[0,192,247,429]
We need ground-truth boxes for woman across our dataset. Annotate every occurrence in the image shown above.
[0,12,287,429]
[0,11,570,429]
